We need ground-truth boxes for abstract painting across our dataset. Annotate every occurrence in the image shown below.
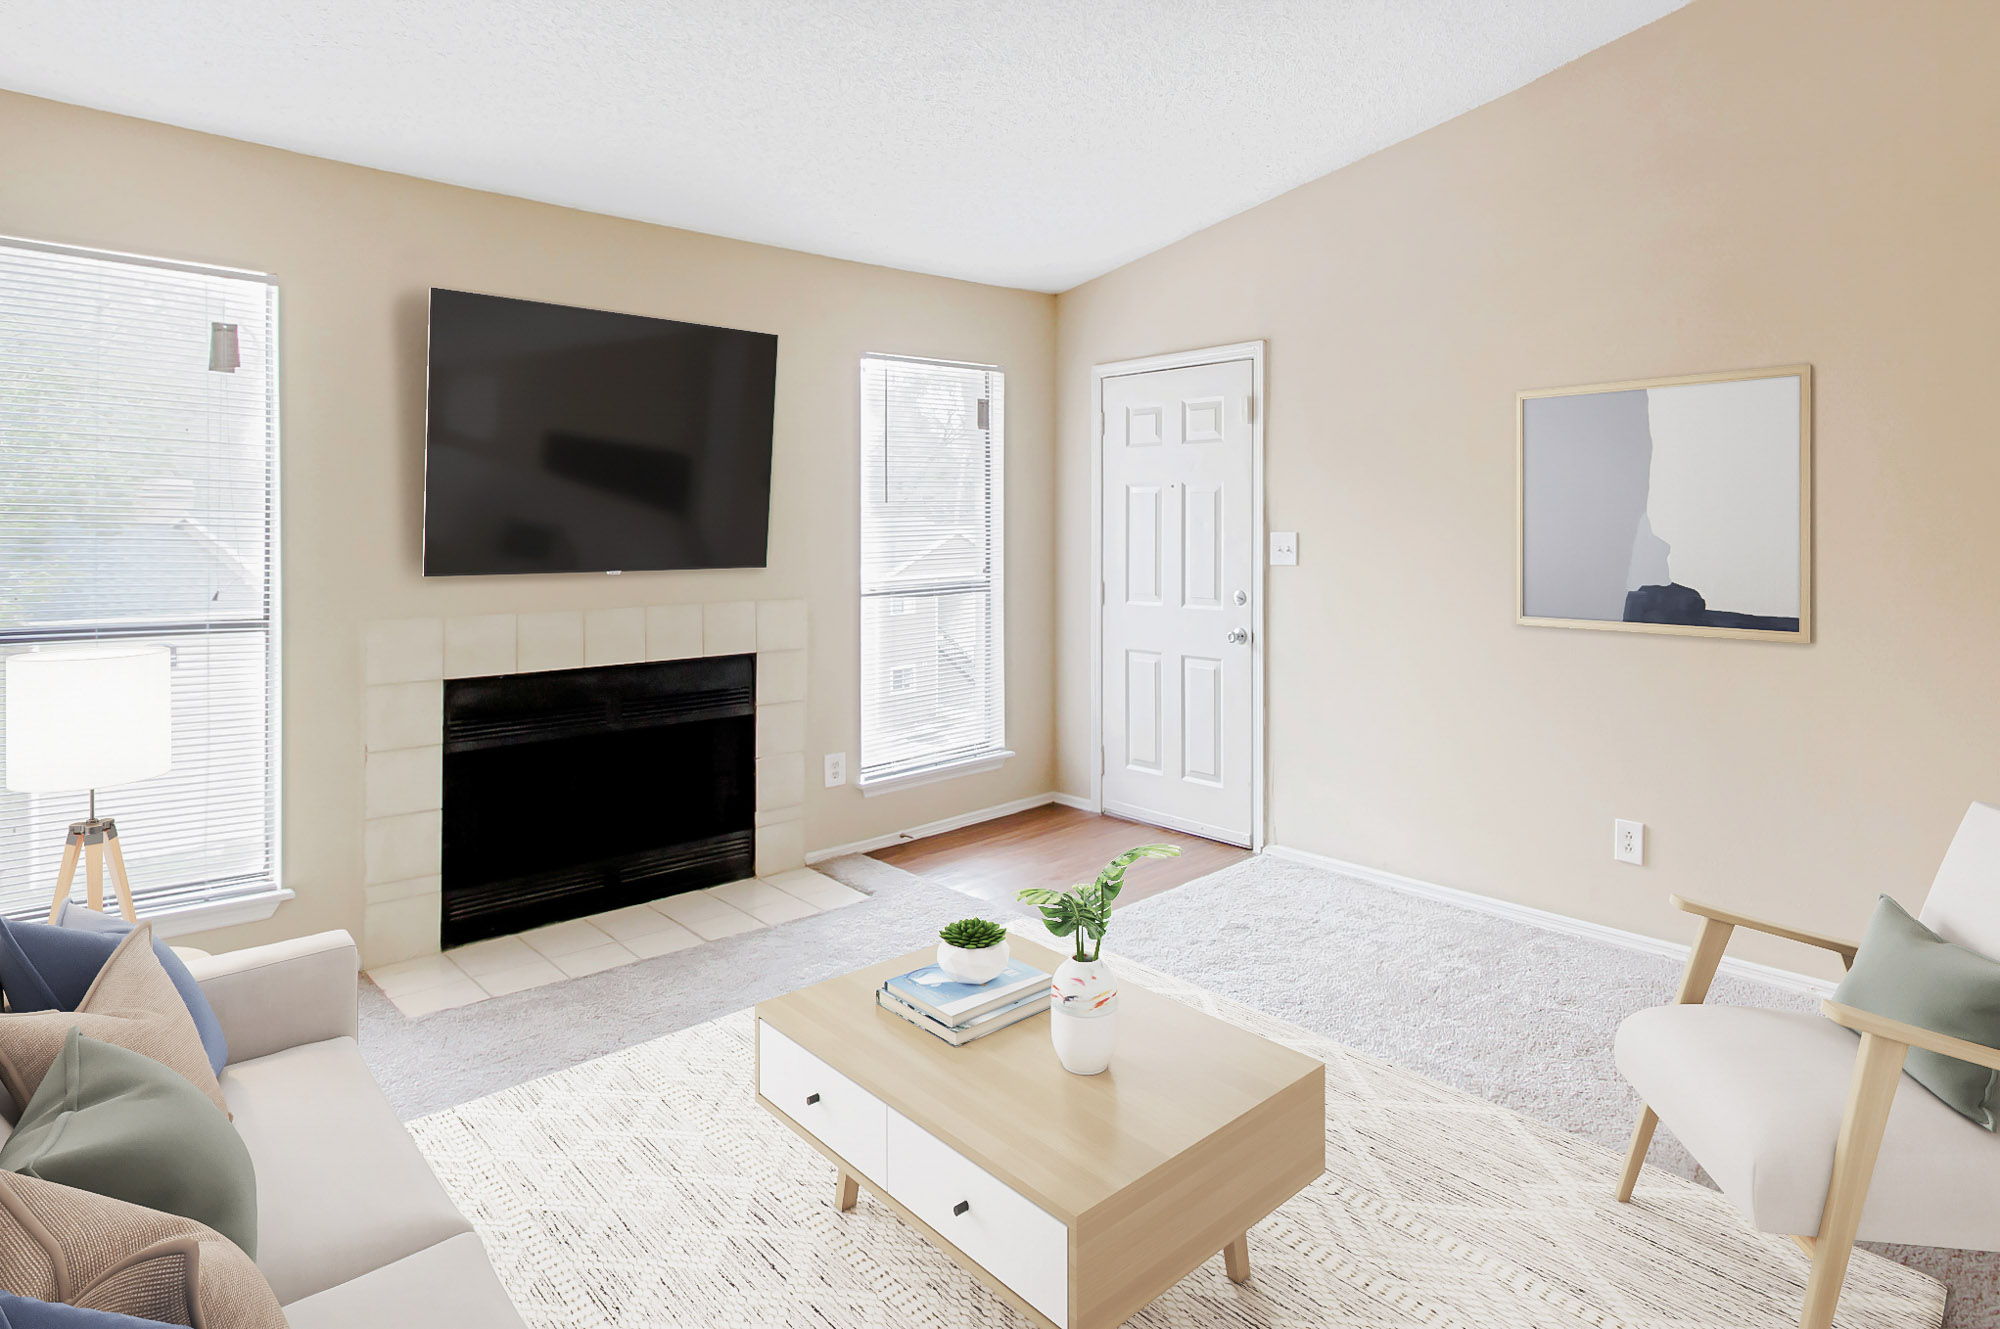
[1517,366,1811,641]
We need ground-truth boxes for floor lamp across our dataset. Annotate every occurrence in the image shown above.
[4,643,172,923]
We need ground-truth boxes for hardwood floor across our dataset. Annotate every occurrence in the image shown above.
[868,804,1250,911]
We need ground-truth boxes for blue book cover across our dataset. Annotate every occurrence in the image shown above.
[885,959,1048,1022]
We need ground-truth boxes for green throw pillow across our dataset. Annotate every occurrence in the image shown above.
[1833,894,2000,1130]
[0,1029,257,1254]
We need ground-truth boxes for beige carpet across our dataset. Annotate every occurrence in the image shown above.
[408,954,1944,1329]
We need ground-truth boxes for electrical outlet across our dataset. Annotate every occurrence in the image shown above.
[824,753,846,787]
[1269,531,1299,566]
[1614,819,1644,865]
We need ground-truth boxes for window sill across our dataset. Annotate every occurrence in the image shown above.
[141,887,294,940]
[858,750,1014,798]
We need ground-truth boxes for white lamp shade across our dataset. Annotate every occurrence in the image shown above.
[4,644,173,794]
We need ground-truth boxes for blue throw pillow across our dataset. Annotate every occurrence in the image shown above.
[0,1292,165,1327]
[0,918,227,1075]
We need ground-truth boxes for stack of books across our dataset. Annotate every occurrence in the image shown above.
[877,959,1051,1046]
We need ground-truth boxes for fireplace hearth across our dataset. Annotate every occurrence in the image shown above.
[440,655,756,946]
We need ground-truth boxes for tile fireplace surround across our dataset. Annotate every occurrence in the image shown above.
[362,599,808,968]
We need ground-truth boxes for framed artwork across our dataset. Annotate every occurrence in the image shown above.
[1516,365,1812,642]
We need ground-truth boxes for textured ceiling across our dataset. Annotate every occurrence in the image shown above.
[0,1,1688,291]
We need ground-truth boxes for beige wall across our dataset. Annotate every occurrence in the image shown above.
[1054,0,2000,976]
[0,90,1056,953]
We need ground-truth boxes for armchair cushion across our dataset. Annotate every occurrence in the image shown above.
[1616,1002,2000,1250]
[1833,894,2000,1128]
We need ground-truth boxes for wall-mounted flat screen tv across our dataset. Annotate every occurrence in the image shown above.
[423,289,777,575]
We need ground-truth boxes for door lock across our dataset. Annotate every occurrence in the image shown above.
[1226,628,1249,646]
[1233,590,1249,606]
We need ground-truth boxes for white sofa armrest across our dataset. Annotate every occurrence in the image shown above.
[184,930,360,1064]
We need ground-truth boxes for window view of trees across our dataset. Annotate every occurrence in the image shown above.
[858,357,1004,780]
[0,244,277,913]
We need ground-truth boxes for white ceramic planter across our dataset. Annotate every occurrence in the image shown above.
[1049,955,1118,1074]
[935,937,1011,984]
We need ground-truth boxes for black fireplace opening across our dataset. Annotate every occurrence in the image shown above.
[440,654,755,947]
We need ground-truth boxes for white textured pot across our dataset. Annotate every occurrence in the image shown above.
[935,937,1010,984]
[1049,956,1118,1075]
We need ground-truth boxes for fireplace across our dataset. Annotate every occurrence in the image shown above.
[439,655,756,946]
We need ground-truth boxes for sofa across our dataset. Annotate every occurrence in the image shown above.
[9,928,527,1327]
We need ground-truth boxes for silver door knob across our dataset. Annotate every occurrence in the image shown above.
[1226,628,1249,646]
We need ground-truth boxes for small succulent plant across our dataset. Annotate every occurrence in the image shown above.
[939,917,1010,950]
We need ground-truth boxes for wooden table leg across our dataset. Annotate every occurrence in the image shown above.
[1223,1232,1250,1283]
[834,1169,859,1213]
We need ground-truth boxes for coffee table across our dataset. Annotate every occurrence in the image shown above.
[753,937,1325,1329]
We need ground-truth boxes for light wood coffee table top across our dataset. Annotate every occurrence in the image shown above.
[755,936,1325,1329]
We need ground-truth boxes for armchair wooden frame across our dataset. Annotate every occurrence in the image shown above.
[1618,894,1998,1329]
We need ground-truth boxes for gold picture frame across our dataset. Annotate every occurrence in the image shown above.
[1516,364,1812,642]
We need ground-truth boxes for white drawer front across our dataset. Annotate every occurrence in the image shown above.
[884,1110,1069,1328]
[758,1023,887,1184]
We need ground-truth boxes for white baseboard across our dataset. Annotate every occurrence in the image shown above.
[1262,844,1837,999]
[806,792,1064,864]
[1049,791,1095,812]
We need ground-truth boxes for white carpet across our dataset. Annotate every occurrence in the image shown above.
[407,952,1943,1329]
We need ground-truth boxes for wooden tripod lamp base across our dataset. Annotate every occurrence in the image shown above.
[48,818,138,924]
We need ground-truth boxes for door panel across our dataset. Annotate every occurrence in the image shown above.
[1182,483,1222,610]
[1181,656,1223,786]
[1182,396,1226,443]
[1125,402,1165,447]
[1124,650,1162,773]
[1100,358,1255,844]
[1124,485,1162,605]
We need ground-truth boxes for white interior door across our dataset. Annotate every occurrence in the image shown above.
[1100,357,1257,845]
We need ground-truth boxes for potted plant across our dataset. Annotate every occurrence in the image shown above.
[935,916,1012,984]
[1017,844,1180,1074]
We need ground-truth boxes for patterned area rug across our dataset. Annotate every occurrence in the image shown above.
[408,954,1944,1329]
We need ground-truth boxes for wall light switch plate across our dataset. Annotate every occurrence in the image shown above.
[824,753,847,787]
[1269,531,1298,566]
[1614,819,1644,865]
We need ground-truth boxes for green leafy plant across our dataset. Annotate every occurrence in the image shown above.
[939,917,1010,950]
[1017,844,1181,962]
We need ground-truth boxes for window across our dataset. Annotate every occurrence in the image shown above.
[0,238,280,920]
[858,355,1005,790]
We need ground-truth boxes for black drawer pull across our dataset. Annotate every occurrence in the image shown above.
[952,1200,970,1217]
[805,1092,820,1106]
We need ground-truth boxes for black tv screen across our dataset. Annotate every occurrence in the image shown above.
[423,289,777,575]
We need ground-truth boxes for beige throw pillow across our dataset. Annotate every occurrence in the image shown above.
[0,1171,283,1327]
[0,926,229,1120]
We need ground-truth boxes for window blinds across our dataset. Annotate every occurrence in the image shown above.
[858,355,1004,783]
[0,238,279,917]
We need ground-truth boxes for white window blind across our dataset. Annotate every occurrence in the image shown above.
[0,238,279,917]
[858,355,1005,785]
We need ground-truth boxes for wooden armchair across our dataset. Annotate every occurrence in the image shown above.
[1615,802,2000,1329]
